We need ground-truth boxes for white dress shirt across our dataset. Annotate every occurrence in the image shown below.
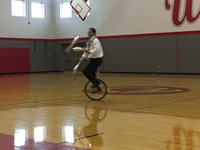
[82,36,103,59]
[87,36,103,58]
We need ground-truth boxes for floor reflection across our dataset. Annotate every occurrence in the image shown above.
[166,125,200,150]
[0,128,89,150]
[75,101,107,149]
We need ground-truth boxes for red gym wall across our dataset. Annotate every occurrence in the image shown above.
[0,48,30,73]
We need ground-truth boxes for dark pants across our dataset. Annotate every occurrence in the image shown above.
[83,58,102,87]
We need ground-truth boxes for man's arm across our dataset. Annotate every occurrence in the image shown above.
[89,40,100,54]
[82,48,91,54]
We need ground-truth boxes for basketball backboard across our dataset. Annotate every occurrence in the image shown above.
[70,0,91,21]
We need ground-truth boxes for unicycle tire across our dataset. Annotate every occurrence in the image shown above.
[84,79,107,100]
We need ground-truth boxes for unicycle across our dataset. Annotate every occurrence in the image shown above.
[84,79,108,100]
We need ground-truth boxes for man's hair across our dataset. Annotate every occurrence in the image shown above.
[89,28,96,35]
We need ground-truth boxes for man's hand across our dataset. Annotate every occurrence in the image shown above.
[82,48,91,54]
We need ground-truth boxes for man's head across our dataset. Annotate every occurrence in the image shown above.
[88,28,96,38]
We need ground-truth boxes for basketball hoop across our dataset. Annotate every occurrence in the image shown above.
[70,0,91,21]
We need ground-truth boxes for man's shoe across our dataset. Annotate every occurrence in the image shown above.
[91,87,102,94]
[90,85,95,89]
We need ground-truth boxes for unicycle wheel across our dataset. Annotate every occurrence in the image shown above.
[84,79,107,100]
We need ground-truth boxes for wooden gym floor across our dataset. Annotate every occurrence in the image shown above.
[0,72,200,150]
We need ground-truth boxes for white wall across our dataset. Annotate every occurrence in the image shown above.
[54,0,200,38]
[0,0,199,39]
[0,0,54,39]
